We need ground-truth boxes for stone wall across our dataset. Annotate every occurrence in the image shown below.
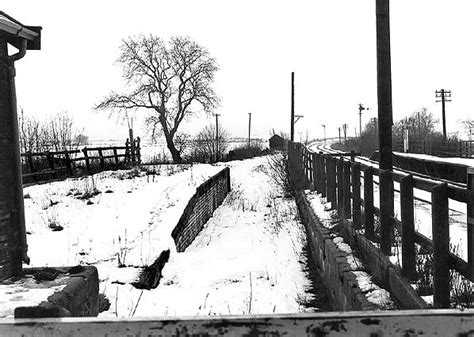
[15,266,99,318]
[172,167,231,252]
[295,191,378,311]
[295,191,427,311]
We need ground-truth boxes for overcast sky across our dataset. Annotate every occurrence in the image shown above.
[3,0,474,142]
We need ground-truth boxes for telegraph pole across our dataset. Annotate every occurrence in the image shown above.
[376,0,394,256]
[248,112,252,147]
[321,124,326,141]
[343,123,348,140]
[376,0,393,171]
[291,72,295,142]
[338,127,341,144]
[215,113,220,162]
[358,103,369,137]
[435,89,451,141]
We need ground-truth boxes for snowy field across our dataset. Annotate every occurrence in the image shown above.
[2,156,316,318]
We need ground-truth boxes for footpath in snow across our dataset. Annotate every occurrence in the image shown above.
[1,156,326,318]
[108,156,324,317]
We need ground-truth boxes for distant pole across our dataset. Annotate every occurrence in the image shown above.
[435,89,451,141]
[358,103,369,137]
[376,0,393,171]
[343,123,348,141]
[321,124,326,141]
[215,113,220,162]
[248,112,252,147]
[291,72,295,142]
[338,127,341,144]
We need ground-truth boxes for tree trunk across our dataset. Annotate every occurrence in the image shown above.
[165,135,182,163]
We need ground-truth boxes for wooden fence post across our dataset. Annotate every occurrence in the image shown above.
[46,152,55,171]
[336,157,344,211]
[125,139,130,163]
[26,153,35,174]
[136,137,141,164]
[64,151,73,176]
[364,167,374,240]
[432,183,450,308]
[467,168,474,276]
[113,148,119,169]
[320,152,326,198]
[400,175,416,280]
[311,152,317,191]
[380,169,393,255]
[82,148,91,174]
[351,163,361,228]
[327,157,336,207]
[342,160,351,219]
[98,149,105,169]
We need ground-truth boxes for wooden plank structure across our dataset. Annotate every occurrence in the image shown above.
[2,310,474,336]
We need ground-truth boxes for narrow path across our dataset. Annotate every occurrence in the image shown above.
[122,156,328,317]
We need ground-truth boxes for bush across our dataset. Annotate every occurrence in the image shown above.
[226,144,270,161]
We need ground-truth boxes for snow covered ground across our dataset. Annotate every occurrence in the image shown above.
[4,156,317,318]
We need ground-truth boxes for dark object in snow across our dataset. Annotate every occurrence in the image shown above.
[132,249,170,290]
[50,224,64,231]
[86,200,94,205]
[67,265,85,274]
[33,267,61,282]
[15,302,71,318]
[98,293,111,312]
[105,189,114,193]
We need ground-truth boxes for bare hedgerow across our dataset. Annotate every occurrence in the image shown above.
[266,152,293,197]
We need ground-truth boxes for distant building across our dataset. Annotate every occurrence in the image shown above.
[269,134,288,151]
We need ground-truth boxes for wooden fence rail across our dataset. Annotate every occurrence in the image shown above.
[394,138,474,158]
[20,138,141,182]
[288,141,474,309]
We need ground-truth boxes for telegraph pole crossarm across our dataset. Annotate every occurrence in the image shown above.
[435,89,452,141]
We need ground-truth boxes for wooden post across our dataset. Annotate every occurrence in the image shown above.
[291,72,294,142]
[351,163,361,229]
[125,139,130,163]
[98,149,105,169]
[46,152,55,171]
[113,148,119,169]
[400,175,416,280]
[380,170,393,255]
[364,167,375,240]
[467,168,474,275]
[64,151,73,176]
[432,183,450,308]
[311,152,317,191]
[342,160,351,219]
[26,153,35,174]
[336,158,344,210]
[82,148,91,174]
[327,157,336,206]
[320,152,326,198]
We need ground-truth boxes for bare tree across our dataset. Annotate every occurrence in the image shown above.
[19,110,85,152]
[96,35,219,163]
[191,125,230,163]
[461,118,474,140]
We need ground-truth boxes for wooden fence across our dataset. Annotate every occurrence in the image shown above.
[288,141,474,308]
[394,138,474,158]
[20,138,141,182]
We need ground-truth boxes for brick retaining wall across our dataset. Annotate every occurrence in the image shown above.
[172,167,231,252]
